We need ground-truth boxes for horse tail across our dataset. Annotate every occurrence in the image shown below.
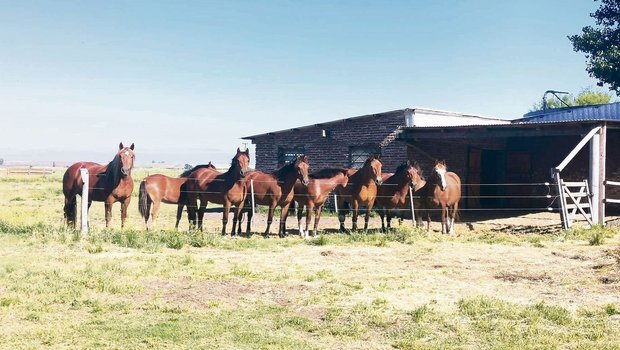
[138,181,149,220]
[178,183,188,207]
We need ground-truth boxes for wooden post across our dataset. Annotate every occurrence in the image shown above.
[554,171,569,230]
[589,126,600,224]
[409,185,416,227]
[599,123,607,225]
[80,168,89,234]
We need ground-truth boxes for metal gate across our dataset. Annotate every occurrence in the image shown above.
[556,178,593,229]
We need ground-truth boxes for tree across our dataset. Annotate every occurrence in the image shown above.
[530,88,613,112]
[568,0,620,95]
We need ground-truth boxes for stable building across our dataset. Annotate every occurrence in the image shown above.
[242,108,505,172]
[243,103,620,227]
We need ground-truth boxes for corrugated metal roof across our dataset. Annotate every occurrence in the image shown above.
[516,102,620,123]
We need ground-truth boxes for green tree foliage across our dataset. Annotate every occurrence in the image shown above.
[568,0,620,95]
[530,88,613,112]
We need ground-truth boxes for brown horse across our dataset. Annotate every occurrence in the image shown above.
[335,154,383,232]
[63,142,135,229]
[294,168,349,238]
[186,149,250,236]
[419,160,461,234]
[376,161,423,233]
[244,155,310,238]
[138,162,216,230]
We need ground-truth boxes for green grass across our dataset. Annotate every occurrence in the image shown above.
[1,170,619,348]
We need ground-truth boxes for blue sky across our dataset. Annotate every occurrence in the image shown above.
[0,0,604,166]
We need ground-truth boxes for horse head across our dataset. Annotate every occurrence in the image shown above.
[404,160,423,188]
[233,147,251,178]
[294,155,310,186]
[118,142,135,177]
[367,154,383,186]
[433,160,448,191]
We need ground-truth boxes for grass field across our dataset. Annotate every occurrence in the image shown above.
[0,169,619,349]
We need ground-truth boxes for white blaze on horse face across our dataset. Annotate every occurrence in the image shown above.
[436,167,447,191]
[124,151,129,156]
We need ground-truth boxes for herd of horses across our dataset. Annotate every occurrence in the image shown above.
[62,143,462,237]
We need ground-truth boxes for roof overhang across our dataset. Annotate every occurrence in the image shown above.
[398,120,620,141]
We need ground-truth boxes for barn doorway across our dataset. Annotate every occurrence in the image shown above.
[480,150,506,208]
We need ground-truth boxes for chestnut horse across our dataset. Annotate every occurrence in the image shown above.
[376,161,423,233]
[244,155,310,238]
[63,142,135,229]
[138,162,216,230]
[294,168,349,238]
[420,160,461,234]
[186,148,250,236]
[335,155,383,232]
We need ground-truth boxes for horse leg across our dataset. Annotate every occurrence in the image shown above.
[296,203,305,237]
[104,201,113,228]
[121,198,130,229]
[352,201,360,232]
[149,200,161,231]
[426,209,431,233]
[313,205,323,237]
[363,199,374,232]
[304,202,313,238]
[279,203,292,238]
[264,205,275,238]
[245,202,253,237]
[186,193,198,230]
[379,208,386,233]
[441,204,447,234]
[448,203,458,235]
[197,199,207,231]
[233,204,244,237]
[221,202,230,236]
[338,197,348,233]
[386,209,393,232]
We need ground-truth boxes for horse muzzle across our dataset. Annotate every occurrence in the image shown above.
[375,177,383,186]
[301,179,309,186]
[121,168,131,177]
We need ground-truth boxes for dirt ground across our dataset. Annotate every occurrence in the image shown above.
[138,210,620,315]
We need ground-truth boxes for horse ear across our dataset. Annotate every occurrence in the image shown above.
[130,143,135,151]
[237,147,241,153]
[244,148,250,155]
[119,142,124,150]
[303,155,309,163]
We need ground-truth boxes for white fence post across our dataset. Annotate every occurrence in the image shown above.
[334,193,338,214]
[409,185,416,227]
[80,168,89,234]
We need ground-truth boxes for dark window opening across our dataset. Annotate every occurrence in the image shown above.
[278,147,305,167]
[349,146,380,169]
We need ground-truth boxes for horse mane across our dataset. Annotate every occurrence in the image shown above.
[271,162,296,179]
[310,168,348,179]
[395,161,422,176]
[394,162,410,175]
[179,163,215,177]
[104,154,122,187]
